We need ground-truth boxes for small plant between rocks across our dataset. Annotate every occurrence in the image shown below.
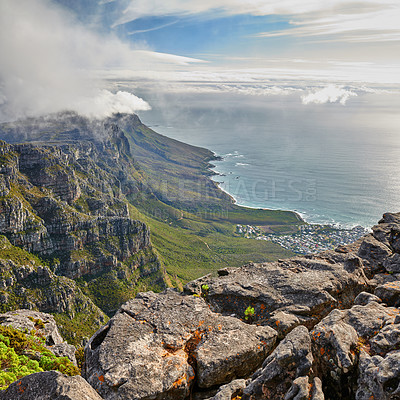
[201,284,209,298]
[244,306,255,323]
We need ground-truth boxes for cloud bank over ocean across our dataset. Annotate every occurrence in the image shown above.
[1,0,399,122]
[301,85,357,105]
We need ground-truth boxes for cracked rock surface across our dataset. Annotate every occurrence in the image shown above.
[83,289,277,400]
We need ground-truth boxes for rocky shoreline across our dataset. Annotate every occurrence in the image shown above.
[1,212,400,399]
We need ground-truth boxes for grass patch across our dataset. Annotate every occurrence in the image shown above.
[127,201,294,283]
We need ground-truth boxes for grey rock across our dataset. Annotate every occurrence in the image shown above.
[372,212,400,251]
[356,350,400,400]
[384,253,400,273]
[0,309,77,365]
[311,377,324,400]
[51,343,78,366]
[206,379,247,400]
[354,291,382,306]
[357,234,391,276]
[0,309,64,345]
[0,371,103,400]
[369,272,400,289]
[375,281,400,306]
[284,376,310,400]
[311,302,398,399]
[242,326,312,400]
[185,252,368,336]
[370,324,400,355]
[84,290,277,400]
[268,310,301,339]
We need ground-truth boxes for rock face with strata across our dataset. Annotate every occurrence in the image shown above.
[1,119,165,321]
[0,127,163,283]
[83,289,277,400]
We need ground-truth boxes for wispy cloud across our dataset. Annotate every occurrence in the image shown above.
[116,0,393,22]
[115,0,400,44]
[128,20,179,36]
[256,4,400,42]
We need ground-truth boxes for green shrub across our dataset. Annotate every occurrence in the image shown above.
[201,284,209,298]
[0,325,79,390]
[244,306,255,321]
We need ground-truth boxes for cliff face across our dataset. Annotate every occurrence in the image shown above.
[0,128,159,267]
[0,120,165,329]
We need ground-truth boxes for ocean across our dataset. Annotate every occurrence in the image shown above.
[137,88,400,228]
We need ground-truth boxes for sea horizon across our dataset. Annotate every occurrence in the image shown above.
[138,88,400,230]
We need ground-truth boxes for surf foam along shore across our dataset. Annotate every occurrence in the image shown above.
[210,151,372,230]
[210,153,304,223]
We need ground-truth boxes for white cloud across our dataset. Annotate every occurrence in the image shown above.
[257,5,400,42]
[73,90,151,119]
[128,21,179,36]
[117,0,394,22]
[301,85,357,105]
[156,83,301,97]
[0,0,203,122]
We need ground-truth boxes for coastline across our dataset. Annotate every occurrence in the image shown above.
[210,152,371,230]
[210,153,305,224]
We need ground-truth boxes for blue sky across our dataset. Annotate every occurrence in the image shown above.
[54,0,400,63]
[1,0,400,120]
[116,14,293,59]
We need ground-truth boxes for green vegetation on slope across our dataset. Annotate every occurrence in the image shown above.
[0,325,79,390]
[0,236,108,346]
[128,199,294,284]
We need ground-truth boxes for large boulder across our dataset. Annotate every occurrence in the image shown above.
[375,281,400,307]
[242,325,321,400]
[83,289,277,400]
[357,234,391,276]
[185,250,368,336]
[311,301,399,399]
[0,371,103,400]
[356,350,400,400]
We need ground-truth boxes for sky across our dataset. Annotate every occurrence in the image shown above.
[1,0,400,121]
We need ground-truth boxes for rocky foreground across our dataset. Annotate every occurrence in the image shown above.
[3,212,400,399]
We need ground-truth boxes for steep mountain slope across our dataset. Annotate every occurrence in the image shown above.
[0,112,298,283]
[0,111,300,341]
[0,124,165,322]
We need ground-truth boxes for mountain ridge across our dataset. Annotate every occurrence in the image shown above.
[0,111,299,342]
